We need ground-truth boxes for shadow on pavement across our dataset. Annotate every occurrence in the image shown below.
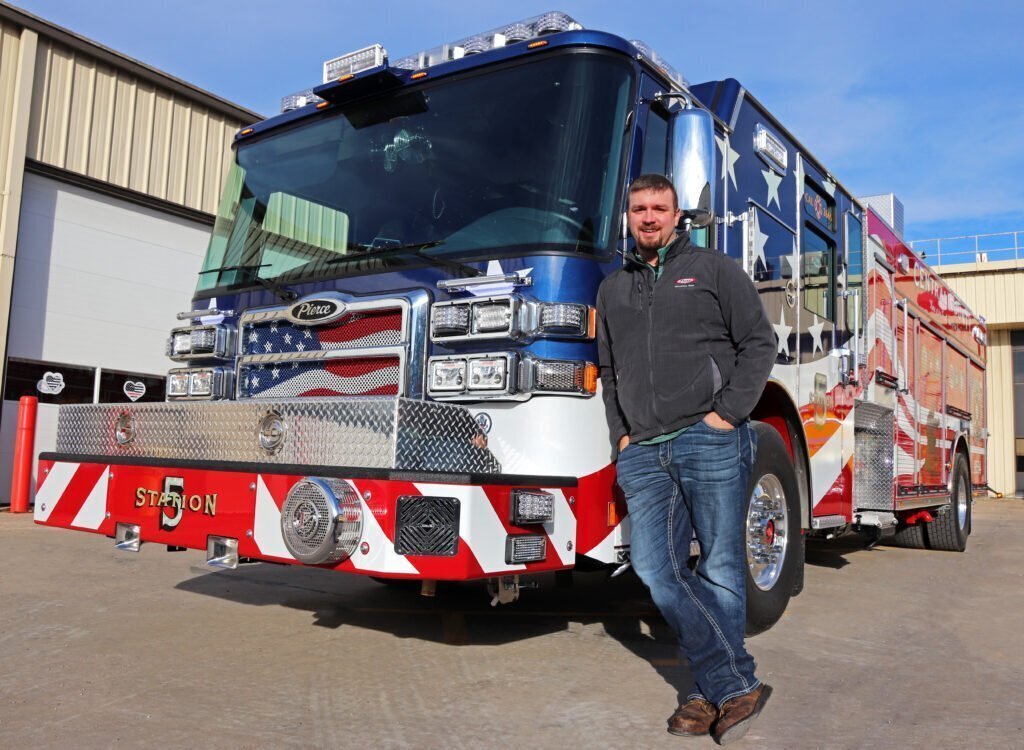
[175,562,696,701]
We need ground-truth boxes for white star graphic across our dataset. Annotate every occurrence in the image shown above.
[264,341,273,353]
[772,307,793,358]
[751,211,768,274]
[809,314,826,355]
[250,375,259,388]
[249,331,258,343]
[783,236,800,279]
[271,367,280,380]
[296,343,305,352]
[762,169,783,210]
[283,333,292,344]
[716,135,740,190]
[304,330,313,340]
[821,179,837,198]
[270,322,278,333]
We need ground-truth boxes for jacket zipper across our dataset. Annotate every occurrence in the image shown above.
[644,264,666,435]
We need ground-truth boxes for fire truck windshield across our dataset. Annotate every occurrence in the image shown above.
[197,53,634,293]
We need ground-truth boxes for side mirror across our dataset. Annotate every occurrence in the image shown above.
[669,107,716,229]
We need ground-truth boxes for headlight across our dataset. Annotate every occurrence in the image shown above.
[167,324,234,361]
[166,367,233,400]
[429,359,467,392]
[472,301,513,334]
[468,357,507,390]
[539,303,594,337]
[167,372,190,397]
[429,296,593,342]
[190,371,213,396]
[431,304,471,336]
[171,332,192,356]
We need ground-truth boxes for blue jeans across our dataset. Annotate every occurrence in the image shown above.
[615,420,759,707]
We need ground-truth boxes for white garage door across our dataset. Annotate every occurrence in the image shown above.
[1,173,213,502]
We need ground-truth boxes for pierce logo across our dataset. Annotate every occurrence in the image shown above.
[287,299,345,325]
[675,277,697,288]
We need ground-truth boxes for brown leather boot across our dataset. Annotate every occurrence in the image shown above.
[711,684,773,746]
[667,697,717,737]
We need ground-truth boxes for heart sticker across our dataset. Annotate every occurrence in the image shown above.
[37,371,66,395]
[123,380,146,402]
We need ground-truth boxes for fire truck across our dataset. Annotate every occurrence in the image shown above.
[34,12,986,632]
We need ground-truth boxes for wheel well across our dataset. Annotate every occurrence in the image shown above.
[751,381,811,529]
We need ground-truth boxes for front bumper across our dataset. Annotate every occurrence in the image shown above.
[37,397,581,579]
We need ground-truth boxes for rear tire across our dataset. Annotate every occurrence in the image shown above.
[745,422,802,635]
[886,522,928,549]
[926,453,971,552]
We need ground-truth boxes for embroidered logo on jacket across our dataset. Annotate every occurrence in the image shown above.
[675,277,698,288]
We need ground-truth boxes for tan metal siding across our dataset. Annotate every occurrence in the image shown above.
[0,20,21,191]
[985,330,1013,495]
[940,265,1024,328]
[23,37,247,215]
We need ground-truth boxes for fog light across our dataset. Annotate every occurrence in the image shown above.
[190,370,213,396]
[429,359,467,392]
[469,357,507,390]
[432,304,470,336]
[511,489,555,524]
[115,523,141,552]
[506,534,547,564]
[167,372,189,397]
[473,301,512,333]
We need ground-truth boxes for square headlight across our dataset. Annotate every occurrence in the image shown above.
[432,305,471,336]
[468,357,508,391]
[190,327,217,353]
[167,372,190,397]
[190,370,213,396]
[472,301,512,333]
[171,331,192,356]
[429,359,467,392]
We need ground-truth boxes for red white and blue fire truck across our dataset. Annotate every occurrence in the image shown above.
[34,12,987,632]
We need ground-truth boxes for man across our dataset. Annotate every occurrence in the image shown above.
[596,174,776,745]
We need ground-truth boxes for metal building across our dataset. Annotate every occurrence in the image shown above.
[0,2,258,498]
[912,232,1024,497]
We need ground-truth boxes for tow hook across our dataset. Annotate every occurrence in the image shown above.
[487,575,537,606]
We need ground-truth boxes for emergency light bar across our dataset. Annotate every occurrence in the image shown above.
[391,11,582,71]
[629,39,688,90]
[280,11,689,113]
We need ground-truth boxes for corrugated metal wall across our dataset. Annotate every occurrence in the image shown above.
[938,262,1024,327]
[0,20,20,203]
[24,36,244,216]
[940,265,1022,495]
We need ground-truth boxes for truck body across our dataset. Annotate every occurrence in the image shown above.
[35,12,986,628]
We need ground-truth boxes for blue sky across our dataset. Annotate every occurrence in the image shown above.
[10,0,1024,243]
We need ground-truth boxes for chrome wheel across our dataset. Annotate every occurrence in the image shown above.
[746,473,788,591]
[956,475,969,529]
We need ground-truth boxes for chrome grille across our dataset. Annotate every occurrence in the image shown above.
[394,495,460,556]
[238,355,401,399]
[237,292,428,400]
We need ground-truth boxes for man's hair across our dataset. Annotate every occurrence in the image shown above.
[628,174,678,208]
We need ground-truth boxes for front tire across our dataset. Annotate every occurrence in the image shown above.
[745,422,803,635]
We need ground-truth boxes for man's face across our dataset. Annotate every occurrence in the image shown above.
[628,188,681,254]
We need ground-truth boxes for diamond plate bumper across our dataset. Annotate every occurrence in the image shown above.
[55,397,500,474]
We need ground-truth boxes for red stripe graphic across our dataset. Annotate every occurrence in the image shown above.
[44,463,108,528]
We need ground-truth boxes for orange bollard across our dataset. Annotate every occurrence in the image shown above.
[9,395,38,513]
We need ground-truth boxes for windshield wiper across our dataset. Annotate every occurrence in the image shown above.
[327,240,483,277]
[199,262,297,301]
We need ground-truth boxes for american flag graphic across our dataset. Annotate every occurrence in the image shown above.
[239,309,403,399]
